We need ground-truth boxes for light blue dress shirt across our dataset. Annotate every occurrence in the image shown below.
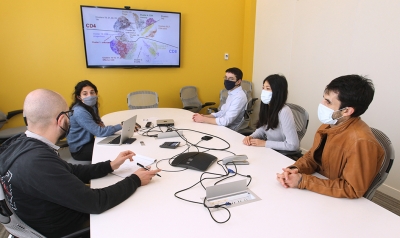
[212,86,247,130]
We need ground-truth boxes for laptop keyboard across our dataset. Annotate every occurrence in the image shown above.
[108,135,121,144]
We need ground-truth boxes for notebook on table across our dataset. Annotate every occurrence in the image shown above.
[98,115,137,145]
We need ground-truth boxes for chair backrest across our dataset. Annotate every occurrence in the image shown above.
[0,110,7,129]
[364,128,395,200]
[218,89,229,111]
[127,91,159,109]
[0,185,45,238]
[286,103,309,142]
[179,86,202,113]
[241,80,253,101]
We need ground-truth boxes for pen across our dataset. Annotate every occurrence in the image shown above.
[137,163,161,177]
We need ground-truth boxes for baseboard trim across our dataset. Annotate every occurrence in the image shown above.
[299,147,400,200]
[377,184,400,200]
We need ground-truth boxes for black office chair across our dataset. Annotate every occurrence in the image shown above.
[0,109,26,144]
[364,127,395,200]
[0,185,90,238]
[180,86,215,113]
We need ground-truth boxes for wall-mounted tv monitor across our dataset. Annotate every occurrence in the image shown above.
[80,5,181,68]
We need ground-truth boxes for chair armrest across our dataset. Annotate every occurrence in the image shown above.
[6,110,23,120]
[183,106,197,110]
[208,107,218,113]
[202,102,216,107]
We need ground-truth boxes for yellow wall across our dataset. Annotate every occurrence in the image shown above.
[0,0,255,129]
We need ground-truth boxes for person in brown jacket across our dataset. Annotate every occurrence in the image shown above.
[276,75,384,198]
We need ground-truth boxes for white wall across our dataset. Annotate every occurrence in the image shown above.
[253,0,400,199]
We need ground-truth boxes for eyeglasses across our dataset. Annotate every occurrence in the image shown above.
[56,110,74,121]
[223,76,237,82]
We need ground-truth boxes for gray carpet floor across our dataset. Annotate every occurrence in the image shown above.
[1,190,399,237]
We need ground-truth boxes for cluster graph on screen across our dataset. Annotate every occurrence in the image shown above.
[81,6,181,68]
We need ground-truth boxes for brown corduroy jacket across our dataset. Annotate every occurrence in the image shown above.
[293,117,384,198]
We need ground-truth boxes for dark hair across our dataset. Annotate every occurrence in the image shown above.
[257,74,288,130]
[226,67,243,81]
[325,75,374,117]
[70,80,102,123]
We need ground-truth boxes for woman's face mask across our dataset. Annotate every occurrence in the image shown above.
[82,95,98,107]
[261,90,272,104]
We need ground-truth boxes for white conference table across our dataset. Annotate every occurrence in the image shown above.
[91,108,400,238]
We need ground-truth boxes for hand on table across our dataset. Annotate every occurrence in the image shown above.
[110,150,135,171]
[134,168,162,186]
[276,167,302,188]
[192,113,204,123]
[242,136,253,145]
[243,136,266,147]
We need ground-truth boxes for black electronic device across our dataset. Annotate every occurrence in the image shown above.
[201,136,213,141]
[171,152,217,171]
[80,6,181,68]
[145,122,152,128]
[123,138,137,144]
[160,141,180,149]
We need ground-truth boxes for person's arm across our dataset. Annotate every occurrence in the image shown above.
[74,107,122,137]
[245,127,267,146]
[27,151,159,214]
[265,106,300,151]
[68,150,135,183]
[192,113,217,125]
[214,96,246,126]
[297,139,384,198]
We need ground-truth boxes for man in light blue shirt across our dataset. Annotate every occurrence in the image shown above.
[192,67,247,131]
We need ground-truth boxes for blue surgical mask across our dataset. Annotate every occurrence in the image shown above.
[261,90,272,104]
[317,103,345,125]
[82,95,98,107]
[224,80,237,90]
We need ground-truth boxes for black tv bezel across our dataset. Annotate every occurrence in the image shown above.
[80,5,181,69]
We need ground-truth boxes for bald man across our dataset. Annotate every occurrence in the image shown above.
[0,89,160,237]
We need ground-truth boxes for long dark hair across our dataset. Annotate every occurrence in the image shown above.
[256,74,288,130]
[70,80,102,124]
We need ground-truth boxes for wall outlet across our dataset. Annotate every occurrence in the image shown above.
[224,53,229,60]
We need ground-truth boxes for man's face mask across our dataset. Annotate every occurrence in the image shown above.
[56,110,73,140]
[224,80,237,90]
[317,103,346,125]
[58,120,70,140]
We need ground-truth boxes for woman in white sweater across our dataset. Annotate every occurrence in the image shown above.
[243,74,299,151]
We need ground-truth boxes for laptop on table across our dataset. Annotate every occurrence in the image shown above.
[98,115,137,145]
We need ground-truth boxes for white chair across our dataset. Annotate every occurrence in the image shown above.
[127,91,159,109]
[237,97,259,135]
[241,80,253,102]
[207,89,228,113]
[274,103,309,160]
[364,127,395,200]
[1,184,45,238]
[179,86,215,113]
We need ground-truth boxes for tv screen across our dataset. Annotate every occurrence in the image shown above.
[80,5,181,68]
